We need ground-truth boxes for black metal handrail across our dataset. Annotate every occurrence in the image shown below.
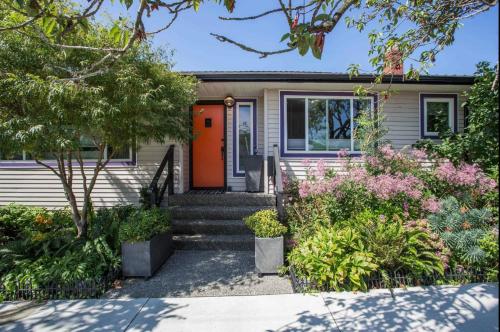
[272,144,286,221]
[148,144,175,207]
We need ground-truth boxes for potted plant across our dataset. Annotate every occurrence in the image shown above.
[244,209,287,275]
[119,208,174,278]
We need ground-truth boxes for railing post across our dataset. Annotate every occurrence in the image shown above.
[273,144,286,222]
[168,145,174,195]
[148,186,157,207]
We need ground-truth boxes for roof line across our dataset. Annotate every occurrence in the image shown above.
[181,72,475,85]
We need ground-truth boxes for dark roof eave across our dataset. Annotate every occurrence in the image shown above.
[186,73,474,85]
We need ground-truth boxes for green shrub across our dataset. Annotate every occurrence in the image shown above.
[286,195,331,241]
[479,232,499,281]
[288,227,378,291]
[349,211,445,278]
[244,209,287,238]
[0,204,136,300]
[118,208,171,243]
[90,205,135,253]
[2,237,119,291]
[428,196,493,266]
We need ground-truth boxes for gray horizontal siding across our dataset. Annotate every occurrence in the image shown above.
[0,141,182,208]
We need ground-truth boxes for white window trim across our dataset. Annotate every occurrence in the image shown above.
[423,97,455,137]
[0,145,134,163]
[283,95,374,154]
[235,101,254,173]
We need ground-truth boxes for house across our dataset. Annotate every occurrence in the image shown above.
[0,71,474,208]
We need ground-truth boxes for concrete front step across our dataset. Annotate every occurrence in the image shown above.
[167,193,276,207]
[173,234,254,251]
[172,219,251,235]
[169,206,268,220]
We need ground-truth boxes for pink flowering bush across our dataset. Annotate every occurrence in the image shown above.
[295,153,437,222]
[286,144,498,289]
[432,159,497,198]
[365,145,426,176]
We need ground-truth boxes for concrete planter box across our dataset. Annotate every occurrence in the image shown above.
[121,231,174,278]
[255,236,284,275]
[243,155,263,192]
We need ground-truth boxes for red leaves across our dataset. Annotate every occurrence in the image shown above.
[135,28,147,42]
[291,14,299,30]
[226,0,235,13]
[314,31,325,53]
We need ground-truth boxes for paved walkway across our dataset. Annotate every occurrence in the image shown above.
[105,250,292,298]
[1,283,498,331]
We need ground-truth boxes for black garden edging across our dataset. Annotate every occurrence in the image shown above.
[0,269,120,301]
[289,266,491,293]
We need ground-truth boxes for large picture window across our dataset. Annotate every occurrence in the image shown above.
[420,94,456,138]
[234,100,256,175]
[283,94,374,154]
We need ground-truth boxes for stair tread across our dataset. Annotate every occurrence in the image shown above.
[173,234,254,241]
[169,205,269,210]
[172,219,246,225]
[167,193,276,207]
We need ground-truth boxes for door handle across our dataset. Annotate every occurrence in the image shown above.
[221,146,224,160]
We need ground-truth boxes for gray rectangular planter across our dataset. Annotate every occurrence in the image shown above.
[121,231,174,278]
[244,155,263,192]
[255,236,284,274]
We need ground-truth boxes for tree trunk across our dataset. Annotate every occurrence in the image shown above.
[75,215,88,238]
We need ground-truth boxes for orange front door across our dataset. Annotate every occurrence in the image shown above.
[192,104,224,188]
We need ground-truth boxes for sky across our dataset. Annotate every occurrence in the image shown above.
[102,2,499,75]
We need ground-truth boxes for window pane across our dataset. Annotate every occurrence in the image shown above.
[286,98,305,150]
[353,99,371,151]
[109,145,131,160]
[238,105,252,171]
[328,99,351,150]
[308,99,327,151]
[426,101,450,133]
[79,136,100,159]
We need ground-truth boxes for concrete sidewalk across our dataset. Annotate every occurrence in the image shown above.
[1,283,498,332]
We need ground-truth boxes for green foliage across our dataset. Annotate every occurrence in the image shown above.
[354,103,389,155]
[416,62,499,173]
[244,209,287,238]
[428,197,493,266]
[2,237,119,292]
[349,211,445,277]
[0,13,197,237]
[286,195,332,240]
[0,24,197,155]
[0,204,139,299]
[289,227,378,291]
[479,232,499,281]
[89,205,136,253]
[118,208,171,243]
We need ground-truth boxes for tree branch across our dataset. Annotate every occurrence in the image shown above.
[218,4,312,21]
[210,33,295,58]
[0,14,42,32]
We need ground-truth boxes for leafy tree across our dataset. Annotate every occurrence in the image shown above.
[416,62,499,174]
[0,17,197,237]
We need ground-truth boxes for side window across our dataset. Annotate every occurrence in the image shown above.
[422,96,455,138]
[234,101,255,174]
[286,98,306,151]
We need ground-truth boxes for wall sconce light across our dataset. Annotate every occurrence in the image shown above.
[224,95,235,107]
